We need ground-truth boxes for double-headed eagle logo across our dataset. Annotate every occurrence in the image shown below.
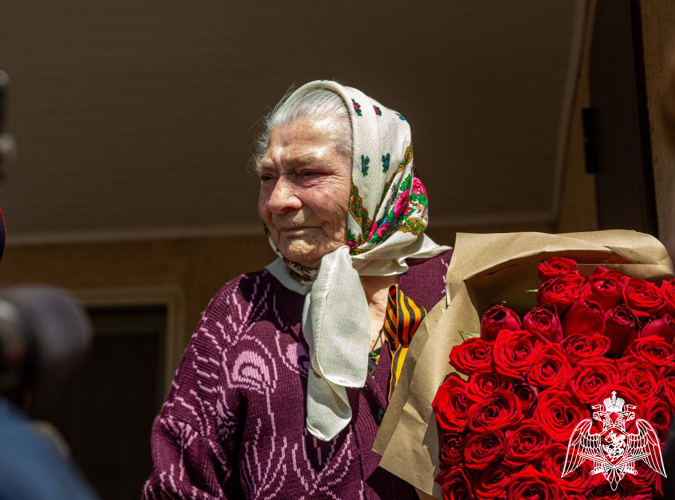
[562,391,667,490]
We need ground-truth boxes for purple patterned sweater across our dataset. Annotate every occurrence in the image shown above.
[142,250,452,499]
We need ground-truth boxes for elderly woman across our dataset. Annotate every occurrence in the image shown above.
[142,81,452,499]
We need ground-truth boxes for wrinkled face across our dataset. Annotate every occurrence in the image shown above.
[257,117,352,268]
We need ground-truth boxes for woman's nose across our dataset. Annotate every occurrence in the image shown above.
[268,176,302,214]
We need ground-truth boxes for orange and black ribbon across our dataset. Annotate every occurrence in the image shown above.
[382,284,427,401]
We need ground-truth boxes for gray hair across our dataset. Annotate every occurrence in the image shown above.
[251,86,353,172]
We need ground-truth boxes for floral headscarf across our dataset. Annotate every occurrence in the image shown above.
[265,81,451,441]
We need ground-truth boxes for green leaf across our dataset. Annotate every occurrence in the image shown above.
[525,289,539,293]
[458,330,480,340]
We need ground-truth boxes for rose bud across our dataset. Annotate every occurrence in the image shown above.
[625,335,675,369]
[562,299,606,336]
[623,277,666,321]
[463,430,506,470]
[522,307,563,343]
[536,273,587,315]
[493,330,542,378]
[662,279,675,316]
[439,432,464,469]
[537,256,579,282]
[432,376,476,433]
[590,265,626,282]
[480,305,521,341]
[511,381,538,419]
[604,305,640,358]
[503,419,548,469]
[449,338,494,376]
[582,267,624,311]
[639,314,675,343]
[526,344,572,390]
[561,332,610,363]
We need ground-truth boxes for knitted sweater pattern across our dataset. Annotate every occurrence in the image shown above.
[142,250,452,499]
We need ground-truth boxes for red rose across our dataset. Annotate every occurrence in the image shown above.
[623,277,666,320]
[506,466,566,500]
[463,430,506,469]
[662,279,675,315]
[588,476,632,499]
[522,307,563,343]
[618,355,661,406]
[502,419,548,468]
[432,376,476,433]
[625,335,675,369]
[624,460,662,498]
[439,432,464,469]
[493,330,542,378]
[582,266,624,310]
[562,299,606,335]
[473,467,511,500]
[466,390,522,433]
[604,305,640,357]
[596,384,645,434]
[466,371,511,401]
[511,381,538,419]
[645,396,673,442]
[526,344,572,390]
[542,442,594,492]
[480,305,521,342]
[449,338,494,376]
[537,257,579,282]
[536,273,587,314]
[435,466,475,500]
[569,358,618,404]
[591,266,626,281]
[561,332,610,363]
[534,389,588,442]
[640,314,675,343]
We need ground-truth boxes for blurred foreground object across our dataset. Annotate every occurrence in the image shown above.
[0,401,97,500]
[0,69,97,500]
[0,286,93,400]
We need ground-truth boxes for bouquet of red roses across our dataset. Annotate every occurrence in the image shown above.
[432,256,675,499]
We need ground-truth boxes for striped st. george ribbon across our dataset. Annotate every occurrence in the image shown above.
[382,284,427,401]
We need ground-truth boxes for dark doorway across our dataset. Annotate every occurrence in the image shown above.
[588,0,658,235]
[30,305,167,500]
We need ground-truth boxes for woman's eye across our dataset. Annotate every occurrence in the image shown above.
[260,174,272,182]
[300,170,317,178]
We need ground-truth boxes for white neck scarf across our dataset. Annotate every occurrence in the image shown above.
[264,81,451,441]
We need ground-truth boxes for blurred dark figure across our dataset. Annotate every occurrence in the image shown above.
[0,71,98,500]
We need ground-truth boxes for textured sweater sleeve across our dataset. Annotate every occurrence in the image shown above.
[142,287,244,499]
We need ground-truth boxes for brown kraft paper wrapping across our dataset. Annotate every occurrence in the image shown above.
[372,230,674,498]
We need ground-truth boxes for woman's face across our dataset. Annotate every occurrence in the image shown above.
[257,117,352,268]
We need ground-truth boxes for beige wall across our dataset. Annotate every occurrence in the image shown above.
[640,1,675,255]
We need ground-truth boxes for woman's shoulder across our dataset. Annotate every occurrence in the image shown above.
[401,248,453,311]
[200,267,302,336]
[206,268,279,314]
